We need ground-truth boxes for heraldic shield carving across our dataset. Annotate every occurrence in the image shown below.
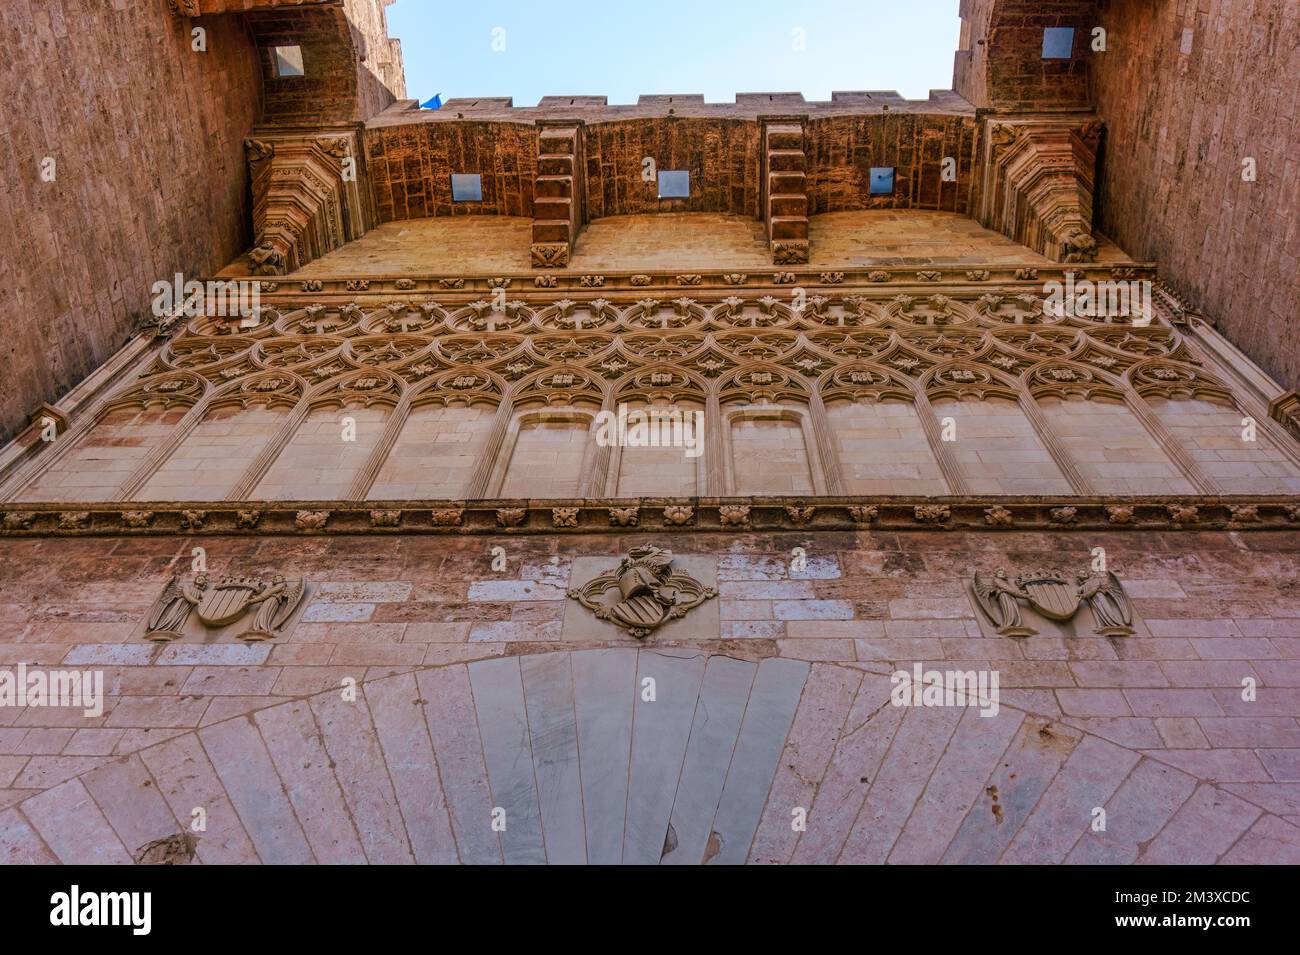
[567,546,717,639]
[971,568,1134,637]
[143,574,307,642]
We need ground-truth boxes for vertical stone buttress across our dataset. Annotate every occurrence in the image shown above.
[762,119,809,265]
[531,122,586,268]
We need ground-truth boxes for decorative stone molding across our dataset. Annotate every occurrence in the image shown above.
[847,504,879,524]
[431,508,464,527]
[122,510,155,529]
[1049,506,1078,525]
[1229,504,1260,524]
[976,119,1101,263]
[1268,390,1300,442]
[915,504,951,524]
[1105,506,1134,525]
[496,507,527,528]
[295,510,330,531]
[369,509,401,527]
[785,504,816,526]
[230,264,1157,298]
[3,498,1300,538]
[719,504,752,528]
[663,505,694,526]
[552,506,579,528]
[609,506,639,527]
[244,131,374,275]
[59,511,89,530]
[531,243,570,268]
[2,512,33,531]
[984,505,1013,526]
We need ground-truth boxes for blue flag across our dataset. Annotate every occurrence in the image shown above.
[420,94,443,110]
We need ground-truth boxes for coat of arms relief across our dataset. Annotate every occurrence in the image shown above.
[143,574,307,642]
[567,546,717,639]
[970,568,1134,637]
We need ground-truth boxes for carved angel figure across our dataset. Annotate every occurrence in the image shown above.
[971,569,1037,636]
[242,575,305,641]
[1076,571,1134,636]
[143,574,207,641]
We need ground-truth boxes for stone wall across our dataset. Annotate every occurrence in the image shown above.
[955,0,1099,111]
[1092,0,1300,391]
[1,527,1298,863]
[0,0,262,444]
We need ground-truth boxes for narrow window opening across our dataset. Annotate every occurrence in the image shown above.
[451,174,483,202]
[1042,27,1075,59]
[271,45,305,77]
[658,170,690,199]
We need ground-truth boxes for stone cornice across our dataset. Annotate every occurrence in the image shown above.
[2,496,1296,538]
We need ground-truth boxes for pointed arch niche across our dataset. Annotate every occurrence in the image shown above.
[925,365,1072,495]
[820,365,948,495]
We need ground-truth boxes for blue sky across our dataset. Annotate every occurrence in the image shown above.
[387,0,963,106]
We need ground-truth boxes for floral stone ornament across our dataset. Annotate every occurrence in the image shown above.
[567,546,717,639]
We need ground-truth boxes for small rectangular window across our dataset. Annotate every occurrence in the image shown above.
[869,167,895,196]
[1042,27,1075,59]
[451,174,483,202]
[657,170,690,199]
[272,45,305,77]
